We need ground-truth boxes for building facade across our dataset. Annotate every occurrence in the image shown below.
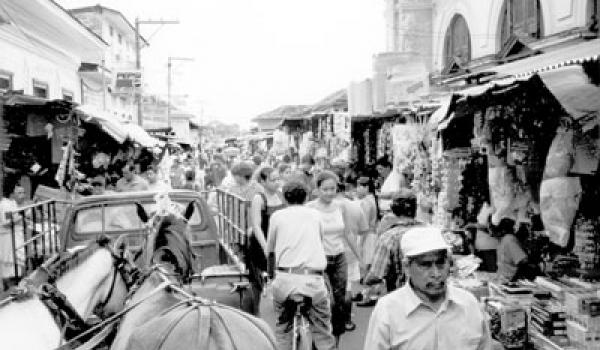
[431,0,598,77]
[360,0,599,115]
[70,5,148,123]
[0,0,106,102]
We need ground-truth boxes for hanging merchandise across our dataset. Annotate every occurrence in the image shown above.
[55,140,72,187]
[457,151,490,224]
[540,177,582,248]
[571,129,600,175]
[572,215,600,271]
[543,127,575,179]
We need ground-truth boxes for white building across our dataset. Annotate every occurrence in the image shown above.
[0,0,106,102]
[351,0,599,116]
[70,5,148,123]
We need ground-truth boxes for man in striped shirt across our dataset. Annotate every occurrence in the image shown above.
[363,190,423,294]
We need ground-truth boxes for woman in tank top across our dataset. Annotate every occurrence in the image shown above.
[306,170,365,343]
[248,167,285,313]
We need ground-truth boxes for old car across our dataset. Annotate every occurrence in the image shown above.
[58,190,255,314]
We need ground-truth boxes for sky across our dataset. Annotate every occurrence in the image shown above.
[58,0,386,128]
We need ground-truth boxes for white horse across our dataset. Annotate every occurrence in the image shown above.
[0,241,132,350]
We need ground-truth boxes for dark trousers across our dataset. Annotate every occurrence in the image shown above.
[325,253,347,337]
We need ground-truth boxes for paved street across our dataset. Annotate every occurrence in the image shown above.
[259,289,374,350]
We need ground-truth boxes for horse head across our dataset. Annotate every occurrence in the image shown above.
[0,236,139,349]
[135,201,196,280]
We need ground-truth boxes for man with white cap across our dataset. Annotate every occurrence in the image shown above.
[364,226,492,350]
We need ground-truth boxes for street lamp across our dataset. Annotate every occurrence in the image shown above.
[167,56,194,129]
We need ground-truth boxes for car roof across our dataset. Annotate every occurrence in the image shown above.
[71,190,205,206]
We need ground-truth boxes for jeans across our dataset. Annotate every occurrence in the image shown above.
[271,272,335,350]
[326,253,348,337]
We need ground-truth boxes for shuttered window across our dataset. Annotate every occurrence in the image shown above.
[500,0,543,48]
[443,15,471,71]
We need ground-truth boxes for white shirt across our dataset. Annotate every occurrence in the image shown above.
[306,200,346,256]
[364,283,492,350]
[266,205,327,271]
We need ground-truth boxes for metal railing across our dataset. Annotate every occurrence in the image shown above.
[213,189,251,258]
[7,200,63,280]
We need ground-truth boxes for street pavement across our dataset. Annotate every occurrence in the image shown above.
[259,290,374,350]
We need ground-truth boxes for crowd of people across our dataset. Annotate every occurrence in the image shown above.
[0,146,499,349]
[199,149,494,350]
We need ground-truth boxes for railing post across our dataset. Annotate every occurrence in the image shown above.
[10,213,18,279]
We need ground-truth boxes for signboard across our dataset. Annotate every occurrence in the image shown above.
[114,71,142,94]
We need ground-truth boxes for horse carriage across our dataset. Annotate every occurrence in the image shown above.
[0,190,276,350]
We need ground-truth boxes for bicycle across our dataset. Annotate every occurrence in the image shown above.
[288,293,313,350]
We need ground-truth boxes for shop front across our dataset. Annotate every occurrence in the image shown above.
[432,60,600,349]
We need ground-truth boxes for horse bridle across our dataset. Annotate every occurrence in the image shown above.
[93,243,139,318]
[30,237,140,342]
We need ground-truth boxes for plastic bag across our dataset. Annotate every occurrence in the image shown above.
[381,169,402,194]
[488,166,515,225]
[543,127,574,179]
[540,177,582,248]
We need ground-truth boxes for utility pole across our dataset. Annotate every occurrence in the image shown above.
[167,56,194,129]
[134,17,179,127]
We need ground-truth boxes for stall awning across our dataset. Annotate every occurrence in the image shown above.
[76,105,127,143]
[121,122,160,148]
[438,64,600,130]
[488,38,600,79]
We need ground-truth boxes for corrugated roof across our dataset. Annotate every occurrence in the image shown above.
[491,38,600,78]
[311,89,347,114]
[252,105,310,121]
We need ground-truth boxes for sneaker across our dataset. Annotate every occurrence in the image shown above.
[345,320,357,331]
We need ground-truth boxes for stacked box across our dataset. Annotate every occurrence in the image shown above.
[563,290,600,349]
[566,320,600,350]
[485,299,528,349]
[530,298,567,338]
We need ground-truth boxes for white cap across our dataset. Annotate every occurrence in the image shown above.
[401,227,450,257]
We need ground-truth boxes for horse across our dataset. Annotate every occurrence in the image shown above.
[110,201,277,350]
[0,236,136,350]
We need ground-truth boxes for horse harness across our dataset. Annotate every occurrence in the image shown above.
[48,246,136,344]
[1,239,139,349]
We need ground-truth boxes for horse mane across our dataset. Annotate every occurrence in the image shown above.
[39,237,111,283]
[152,214,195,278]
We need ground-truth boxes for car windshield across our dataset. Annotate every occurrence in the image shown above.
[74,201,202,234]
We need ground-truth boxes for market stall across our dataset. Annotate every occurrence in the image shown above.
[435,61,600,349]
[1,94,79,199]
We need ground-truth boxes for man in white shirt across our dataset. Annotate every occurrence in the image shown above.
[267,181,335,350]
[364,227,492,350]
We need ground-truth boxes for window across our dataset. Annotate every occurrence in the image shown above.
[0,70,13,92]
[118,33,122,44]
[74,201,202,234]
[62,89,74,102]
[109,26,114,37]
[32,80,48,98]
[443,15,471,73]
[500,0,543,48]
